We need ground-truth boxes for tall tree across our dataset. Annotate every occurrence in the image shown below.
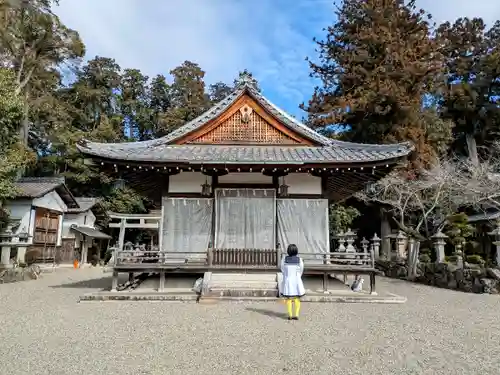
[155,60,210,136]
[437,18,500,163]
[208,81,233,103]
[120,68,151,140]
[148,74,172,137]
[303,0,450,168]
[0,68,34,222]
[0,0,84,146]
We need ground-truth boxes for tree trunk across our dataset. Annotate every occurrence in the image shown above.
[407,240,420,280]
[380,209,391,259]
[466,133,478,167]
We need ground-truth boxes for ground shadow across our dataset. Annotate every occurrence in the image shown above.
[245,307,287,320]
[50,276,113,290]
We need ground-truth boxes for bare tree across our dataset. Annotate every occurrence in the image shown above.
[356,154,500,277]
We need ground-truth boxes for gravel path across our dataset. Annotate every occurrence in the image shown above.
[1,268,500,375]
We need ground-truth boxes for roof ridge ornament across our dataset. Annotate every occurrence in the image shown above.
[236,70,258,89]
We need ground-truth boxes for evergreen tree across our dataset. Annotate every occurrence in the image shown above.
[303,0,451,168]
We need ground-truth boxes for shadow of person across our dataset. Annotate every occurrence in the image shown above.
[245,307,287,320]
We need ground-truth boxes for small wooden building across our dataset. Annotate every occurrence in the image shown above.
[1,177,79,265]
[77,74,413,270]
[62,198,111,265]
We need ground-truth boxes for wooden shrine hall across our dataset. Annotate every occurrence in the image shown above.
[77,73,413,293]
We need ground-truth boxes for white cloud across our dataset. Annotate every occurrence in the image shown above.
[54,0,500,115]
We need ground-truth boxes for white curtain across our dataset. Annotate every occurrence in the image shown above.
[215,189,275,249]
[277,199,329,263]
[162,198,213,256]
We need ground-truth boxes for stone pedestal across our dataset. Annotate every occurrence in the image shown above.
[16,246,27,264]
[431,231,448,263]
[1,246,11,267]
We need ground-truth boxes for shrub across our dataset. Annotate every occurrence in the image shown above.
[419,254,431,263]
[466,254,485,265]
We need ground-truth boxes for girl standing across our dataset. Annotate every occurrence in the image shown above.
[280,244,305,320]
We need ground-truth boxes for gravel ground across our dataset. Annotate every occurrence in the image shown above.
[1,268,500,375]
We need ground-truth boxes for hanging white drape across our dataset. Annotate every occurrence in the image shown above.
[162,198,213,256]
[277,199,329,262]
[215,188,275,249]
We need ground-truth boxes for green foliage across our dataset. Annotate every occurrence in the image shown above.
[303,0,448,169]
[100,187,146,214]
[465,254,485,265]
[443,213,474,246]
[419,254,432,263]
[329,204,360,235]
[0,69,34,223]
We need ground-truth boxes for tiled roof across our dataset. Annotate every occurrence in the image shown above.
[76,143,411,165]
[14,177,79,208]
[14,177,66,198]
[66,197,100,213]
[76,73,413,165]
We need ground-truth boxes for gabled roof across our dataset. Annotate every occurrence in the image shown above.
[76,73,413,165]
[14,177,79,209]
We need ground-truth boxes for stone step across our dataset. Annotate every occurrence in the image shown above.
[210,272,277,282]
[206,288,279,298]
[209,281,277,290]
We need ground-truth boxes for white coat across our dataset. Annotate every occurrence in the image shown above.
[280,255,306,298]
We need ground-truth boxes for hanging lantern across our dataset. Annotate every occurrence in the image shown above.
[201,178,212,196]
[279,177,289,197]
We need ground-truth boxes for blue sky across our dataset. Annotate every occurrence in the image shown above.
[54,0,500,119]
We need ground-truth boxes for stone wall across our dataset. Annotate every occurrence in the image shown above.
[377,260,500,294]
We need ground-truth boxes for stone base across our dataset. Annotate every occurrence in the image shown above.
[79,289,405,304]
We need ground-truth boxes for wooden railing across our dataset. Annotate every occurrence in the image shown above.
[115,250,207,266]
[300,250,375,268]
[113,249,374,269]
[208,248,279,267]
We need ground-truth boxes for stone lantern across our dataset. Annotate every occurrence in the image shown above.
[335,231,346,252]
[395,231,407,260]
[431,231,448,263]
[371,233,381,260]
[345,229,357,253]
[487,222,500,266]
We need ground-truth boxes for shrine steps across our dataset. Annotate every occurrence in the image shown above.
[203,272,279,298]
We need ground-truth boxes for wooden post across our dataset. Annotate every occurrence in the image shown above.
[207,247,213,266]
[370,272,376,294]
[323,272,329,292]
[111,270,118,292]
[128,272,134,283]
[159,271,165,292]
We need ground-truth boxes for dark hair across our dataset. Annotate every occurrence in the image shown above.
[287,244,298,256]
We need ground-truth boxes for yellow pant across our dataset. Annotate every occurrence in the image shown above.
[285,298,301,318]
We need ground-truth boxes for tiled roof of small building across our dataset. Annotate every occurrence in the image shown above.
[76,73,413,165]
[14,177,79,208]
[14,177,66,198]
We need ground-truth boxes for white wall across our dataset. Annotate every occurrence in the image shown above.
[169,172,206,193]
[168,171,321,195]
[4,200,32,239]
[284,174,322,195]
[62,210,96,239]
[218,172,272,184]
[33,190,67,213]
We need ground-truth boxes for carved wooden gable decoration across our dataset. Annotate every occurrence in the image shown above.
[176,95,313,145]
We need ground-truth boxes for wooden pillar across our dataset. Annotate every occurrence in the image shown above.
[209,175,218,248]
[111,270,118,292]
[159,271,165,292]
[323,272,329,292]
[272,175,280,251]
[370,272,376,294]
